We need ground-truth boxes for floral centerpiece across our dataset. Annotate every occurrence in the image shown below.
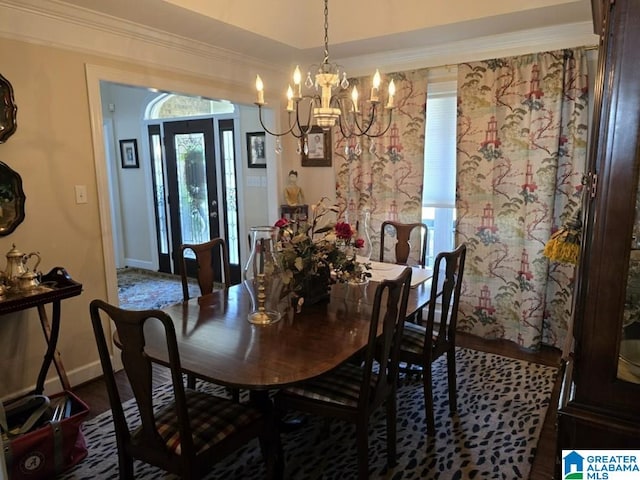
[275,198,371,310]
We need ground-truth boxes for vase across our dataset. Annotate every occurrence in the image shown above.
[346,210,372,263]
[244,226,282,325]
[291,274,331,311]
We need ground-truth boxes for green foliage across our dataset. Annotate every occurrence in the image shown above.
[275,198,371,303]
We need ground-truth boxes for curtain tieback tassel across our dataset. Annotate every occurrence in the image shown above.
[543,212,582,265]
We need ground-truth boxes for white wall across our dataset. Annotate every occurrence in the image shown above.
[100,82,157,270]
[239,105,269,228]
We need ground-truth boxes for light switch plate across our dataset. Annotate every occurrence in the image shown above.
[75,185,88,204]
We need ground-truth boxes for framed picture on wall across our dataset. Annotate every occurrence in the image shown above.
[301,126,331,167]
[246,131,267,168]
[119,139,139,168]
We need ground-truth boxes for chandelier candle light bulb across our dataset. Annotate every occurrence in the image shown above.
[351,86,359,112]
[286,85,294,112]
[386,79,396,108]
[293,66,302,98]
[370,69,381,102]
[255,75,264,105]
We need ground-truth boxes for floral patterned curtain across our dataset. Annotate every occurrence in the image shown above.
[456,48,589,349]
[334,69,429,264]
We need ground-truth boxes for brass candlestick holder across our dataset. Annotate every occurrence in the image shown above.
[245,226,282,325]
[247,273,281,325]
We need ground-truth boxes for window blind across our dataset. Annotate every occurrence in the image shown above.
[423,81,457,208]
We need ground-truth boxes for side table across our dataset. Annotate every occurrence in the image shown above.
[0,267,82,394]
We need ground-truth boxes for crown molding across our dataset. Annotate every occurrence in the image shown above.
[0,0,284,87]
[340,21,599,76]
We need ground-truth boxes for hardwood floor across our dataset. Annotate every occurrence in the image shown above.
[73,331,561,479]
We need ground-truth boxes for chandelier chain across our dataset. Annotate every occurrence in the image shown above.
[323,0,329,65]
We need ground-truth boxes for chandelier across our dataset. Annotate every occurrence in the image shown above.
[254,0,395,155]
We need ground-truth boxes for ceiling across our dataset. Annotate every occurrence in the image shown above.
[54,0,594,64]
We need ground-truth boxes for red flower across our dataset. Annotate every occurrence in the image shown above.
[354,238,365,249]
[274,218,289,228]
[335,222,353,240]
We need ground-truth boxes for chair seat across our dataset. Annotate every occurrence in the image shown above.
[401,321,434,356]
[283,363,378,408]
[134,389,262,455]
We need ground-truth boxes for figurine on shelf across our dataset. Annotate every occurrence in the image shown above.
[284,170,305,206]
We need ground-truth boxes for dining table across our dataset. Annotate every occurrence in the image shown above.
[143,262,434,391]
[139,263,434,477]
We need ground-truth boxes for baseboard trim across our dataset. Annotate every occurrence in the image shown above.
[1,356,119,402]
[123,258,155,270]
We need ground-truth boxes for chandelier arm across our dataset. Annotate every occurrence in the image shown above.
[348,101,379,136]
[336,111,353,139]
[360,109,395,138]
[334,104,395,139]
[333,96,368,137]
[293,97,316,137]
[256,104,301,138]
[354,107,376,135]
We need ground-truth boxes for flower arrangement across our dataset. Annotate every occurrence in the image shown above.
[275,198,371,309]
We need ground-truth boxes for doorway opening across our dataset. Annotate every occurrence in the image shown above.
[103,85,244,308]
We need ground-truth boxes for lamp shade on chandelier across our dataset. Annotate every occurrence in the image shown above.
[254,0,395,155]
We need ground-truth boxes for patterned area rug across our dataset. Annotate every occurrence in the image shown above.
[117,267,199,310]
[59,348,557,479]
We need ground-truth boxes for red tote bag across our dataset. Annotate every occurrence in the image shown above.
[2,391,89,480]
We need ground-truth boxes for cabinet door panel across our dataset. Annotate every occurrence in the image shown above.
[574,0,640,414]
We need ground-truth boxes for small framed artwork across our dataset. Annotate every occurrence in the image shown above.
[301,126,332,167]
[246,131,266,168]
[119,139,139,168]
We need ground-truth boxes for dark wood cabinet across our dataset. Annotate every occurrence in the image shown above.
[557,0,640,461]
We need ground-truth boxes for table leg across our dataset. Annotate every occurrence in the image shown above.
[249,390,284,479]
[35,301,71,394]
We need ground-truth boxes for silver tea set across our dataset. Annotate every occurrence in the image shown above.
[0,244,42,296]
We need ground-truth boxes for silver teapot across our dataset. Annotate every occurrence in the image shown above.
[15,270,41,291]
[2,244,41,290]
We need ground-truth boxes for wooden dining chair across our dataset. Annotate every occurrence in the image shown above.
[179,237,231,302]
[89,299,279,479]
[398,243,466,435]
[380,220,428,267]
[179,238,236,393]
[274,267,412,480]
[380,220,428,327]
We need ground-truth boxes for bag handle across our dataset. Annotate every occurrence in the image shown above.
[0,395,51,437]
